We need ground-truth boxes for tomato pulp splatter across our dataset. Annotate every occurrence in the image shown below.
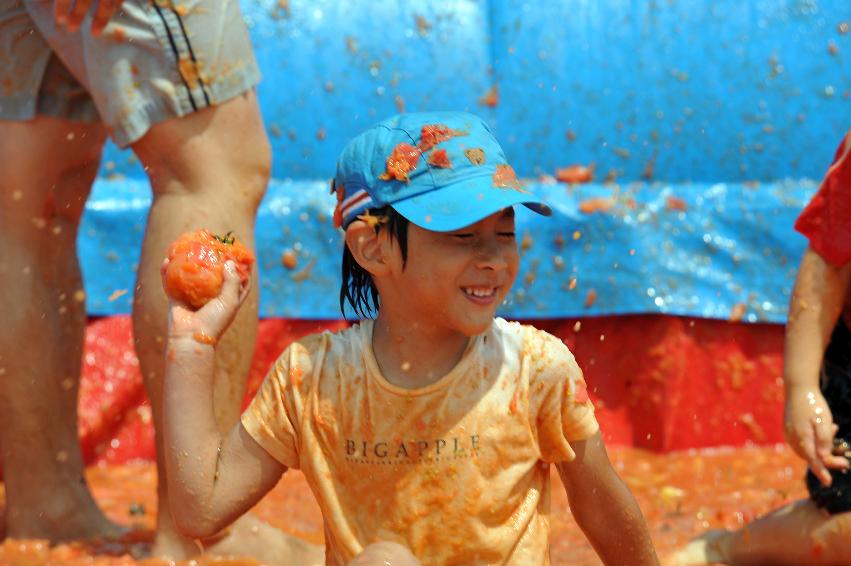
[378,142,421,182]
[427,148,453,168]
[493,164,526,192]
[418,124,465,152]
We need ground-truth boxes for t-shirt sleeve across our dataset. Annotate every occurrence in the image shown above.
[527,330,599,463]
[241,338,318,470]
[794,131,851,266]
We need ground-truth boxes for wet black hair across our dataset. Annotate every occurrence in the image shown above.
[340,206,409,319]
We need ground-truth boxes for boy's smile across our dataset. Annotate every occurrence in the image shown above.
[378,207,519,339]
[461,285,499,304]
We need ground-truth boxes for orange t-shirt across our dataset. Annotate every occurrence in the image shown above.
[242,318,599,565]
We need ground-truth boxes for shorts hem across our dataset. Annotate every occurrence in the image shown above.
[111,63,262,148]
[0,96,37,121]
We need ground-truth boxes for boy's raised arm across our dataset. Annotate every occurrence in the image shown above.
[556,432,659,566]
[163,262,286,539]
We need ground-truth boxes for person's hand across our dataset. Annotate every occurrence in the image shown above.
[784,385,849,486]
[164,260,251,347]
[54,0,122,35]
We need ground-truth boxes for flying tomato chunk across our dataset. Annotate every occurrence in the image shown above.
[578,197,614,214]
[378,142,421,182]
[162,229,254,309]
[479,85,499,107]
[555,164,594,184]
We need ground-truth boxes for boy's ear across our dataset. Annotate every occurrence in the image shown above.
[345,220,392,277]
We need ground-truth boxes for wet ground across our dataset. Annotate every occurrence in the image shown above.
[0,444,806,565]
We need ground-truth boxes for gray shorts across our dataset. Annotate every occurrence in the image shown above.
[0,0,260,147]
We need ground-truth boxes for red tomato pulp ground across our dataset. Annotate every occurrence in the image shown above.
[0,445,806,565]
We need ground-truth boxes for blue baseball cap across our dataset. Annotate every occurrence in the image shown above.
[332,111,551,232]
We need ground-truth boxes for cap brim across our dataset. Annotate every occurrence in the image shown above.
[391,175,552,232]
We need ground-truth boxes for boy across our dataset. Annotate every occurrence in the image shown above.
[668,131,851,565]
[162,112,659,565]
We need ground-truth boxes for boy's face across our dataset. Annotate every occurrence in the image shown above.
[382,208,519,336]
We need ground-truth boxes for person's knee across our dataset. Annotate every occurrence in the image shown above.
[347,541,420,566]
[145,141,270,217]
[229,132,271,214]
[133,95,272,215]
[812,511,851,562]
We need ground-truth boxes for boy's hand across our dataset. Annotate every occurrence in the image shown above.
[165,260,250,346]
[163,229,254,309]
[784,385,849,486]
[54,0,121,35]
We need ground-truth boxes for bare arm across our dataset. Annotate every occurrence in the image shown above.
[556,432,659,566]
[783,246,851,485]
[163,262,286,539]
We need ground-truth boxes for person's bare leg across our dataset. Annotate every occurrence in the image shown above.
[131,90,320,564]
[0,117,124,542]
[207,514,324,566]
[667,500,851,566]
[347,541,421,566]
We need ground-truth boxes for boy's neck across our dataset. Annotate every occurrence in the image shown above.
[371,311,473,390]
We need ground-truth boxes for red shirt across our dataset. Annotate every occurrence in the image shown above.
[795,131,851,266]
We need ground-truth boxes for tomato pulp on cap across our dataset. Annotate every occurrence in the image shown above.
[163,230,254,309]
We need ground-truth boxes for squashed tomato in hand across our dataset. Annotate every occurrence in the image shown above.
[162,229,254,309]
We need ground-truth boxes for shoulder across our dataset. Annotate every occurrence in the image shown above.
[272,321,372,385]
[279,323,365,358]
[492,319,580,380]
[269,324,366,382]
[494,318,575,361]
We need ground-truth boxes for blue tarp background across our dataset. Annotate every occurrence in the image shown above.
[81,0,849,321]
[81,177,817,322]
